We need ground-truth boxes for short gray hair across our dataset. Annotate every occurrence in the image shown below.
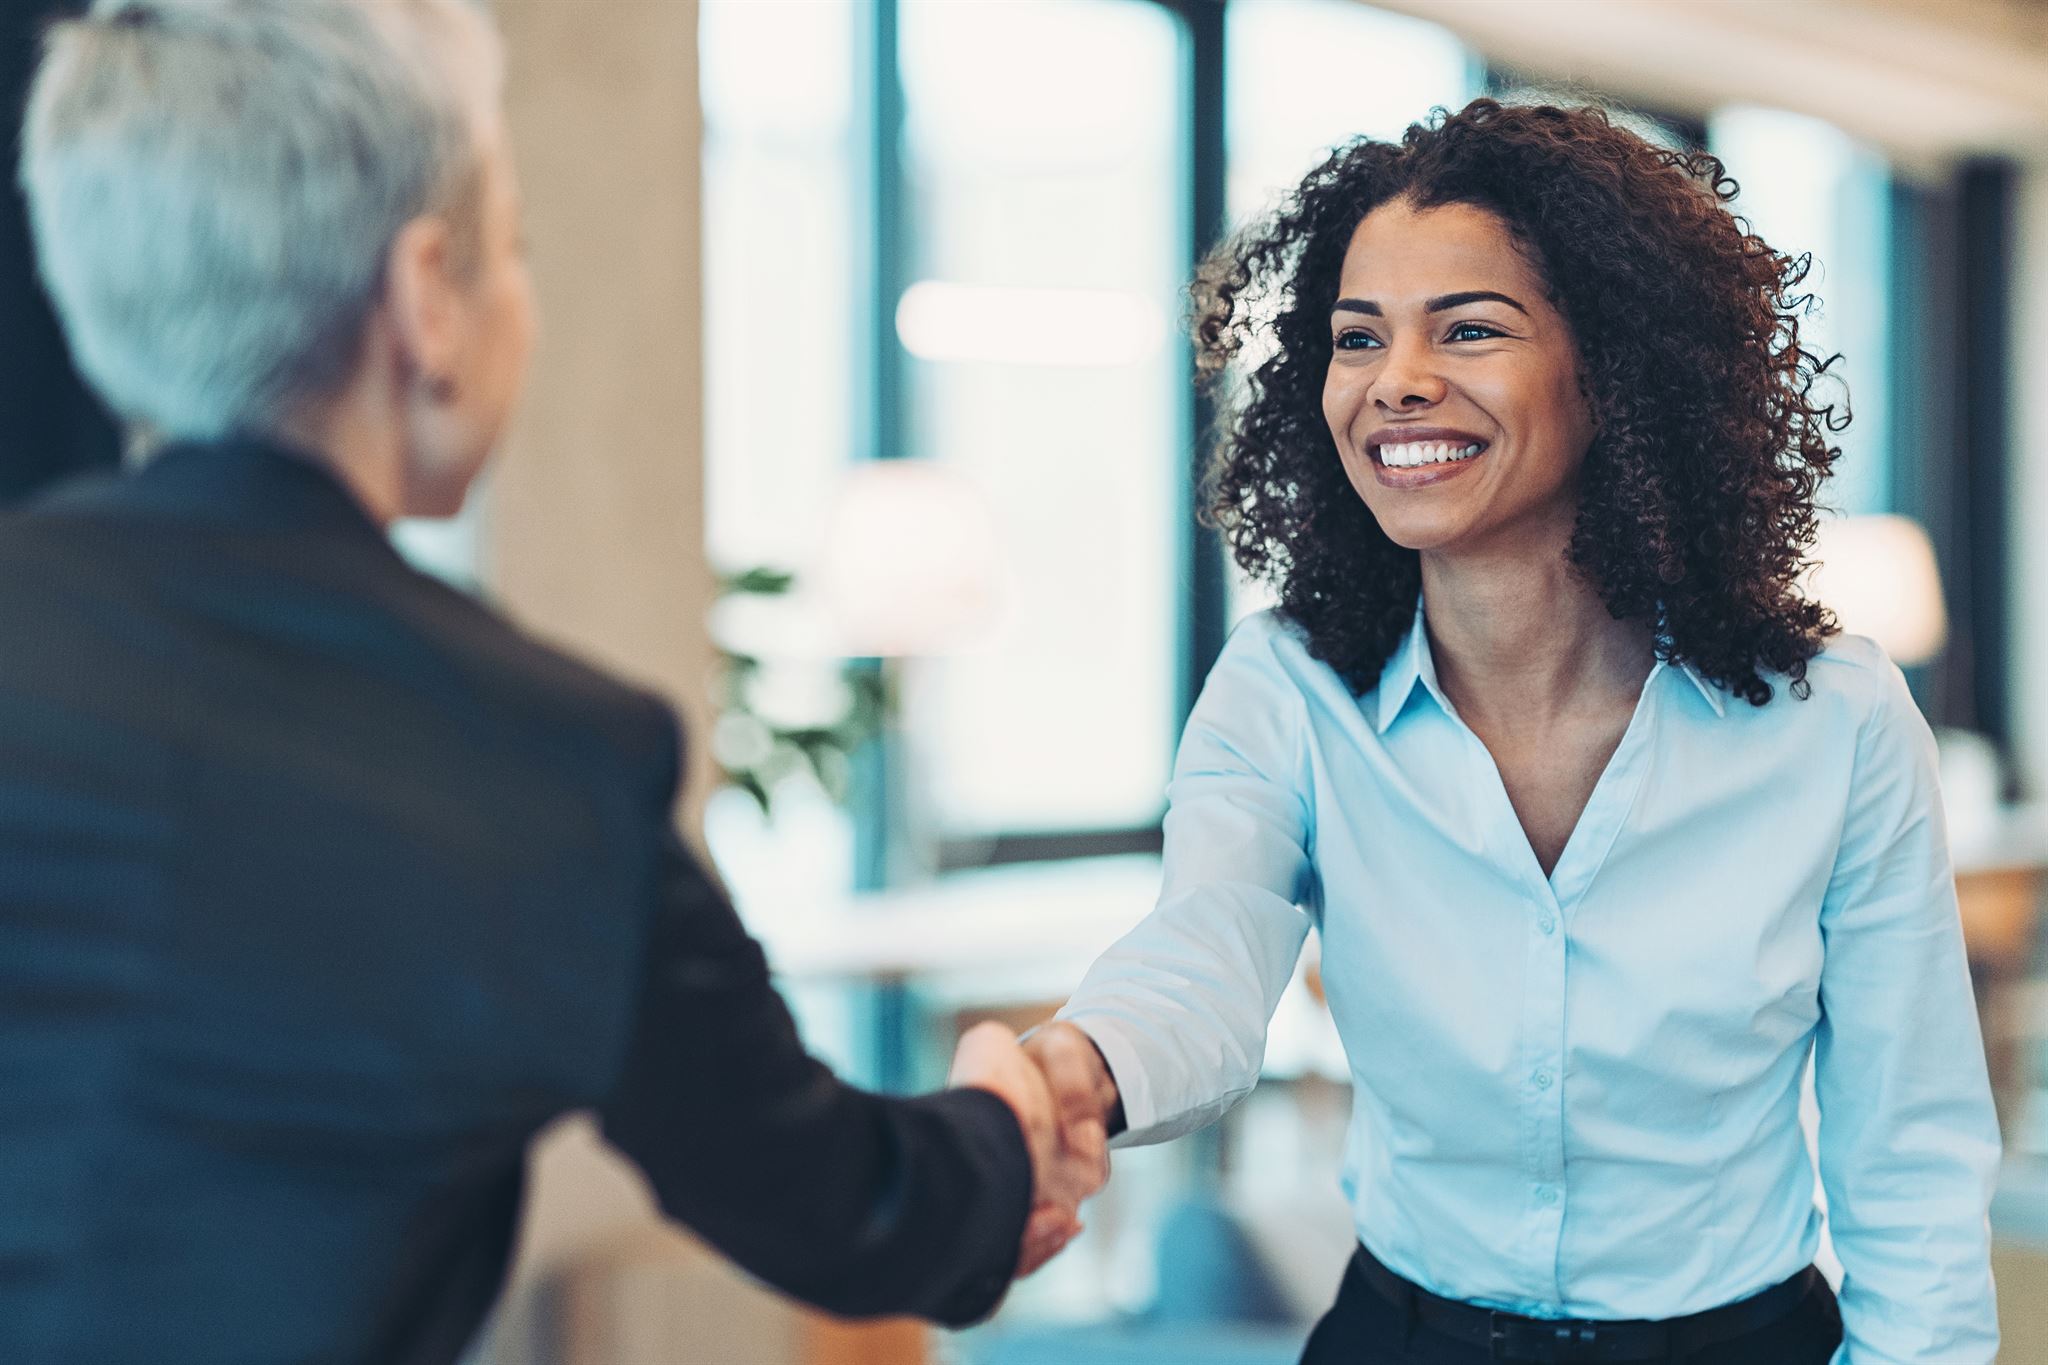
[19,0,505,441]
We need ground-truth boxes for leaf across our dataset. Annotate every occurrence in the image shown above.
[720,566,798,597]
[728,767,774,817]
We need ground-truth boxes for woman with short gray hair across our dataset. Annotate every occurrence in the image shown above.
[1,3,1103,1361]
[24,0,519,510]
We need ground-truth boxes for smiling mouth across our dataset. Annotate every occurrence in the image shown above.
[1371,439,1489,470]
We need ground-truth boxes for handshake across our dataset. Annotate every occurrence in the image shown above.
[949,1020,1124,1278]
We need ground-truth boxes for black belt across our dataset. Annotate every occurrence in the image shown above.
[1346,1244,1820,1363]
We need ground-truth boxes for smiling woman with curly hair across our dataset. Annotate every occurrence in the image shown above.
[1198,100,1839,709]
[1021,100,1999,1364]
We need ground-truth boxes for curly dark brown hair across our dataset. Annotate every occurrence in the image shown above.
[1196,98,1843,706]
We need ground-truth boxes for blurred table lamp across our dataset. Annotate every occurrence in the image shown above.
[707,462,1001,661]
[1803,513,1947,669]
[813,461,1001,659]
[817,461,1002,884]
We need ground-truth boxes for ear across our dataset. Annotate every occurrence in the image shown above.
[382,215,464,389]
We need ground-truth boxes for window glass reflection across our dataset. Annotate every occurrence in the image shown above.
[898,0,1182,834]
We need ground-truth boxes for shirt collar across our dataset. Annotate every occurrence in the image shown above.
[1372,597,1728,733]
[1373,598,1450,734]
[1667,655,1728,718]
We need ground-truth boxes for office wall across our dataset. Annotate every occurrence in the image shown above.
[486,0,720,836]
[472,2,731,1360]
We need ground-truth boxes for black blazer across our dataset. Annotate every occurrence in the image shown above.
[0,438,1030,1365]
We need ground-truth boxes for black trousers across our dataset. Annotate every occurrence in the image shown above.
[1300,1252,1844,1365]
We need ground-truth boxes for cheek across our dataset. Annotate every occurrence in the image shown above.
[1323,365,1364,444]
[494,272,537,386]
[1550,385,1597,479]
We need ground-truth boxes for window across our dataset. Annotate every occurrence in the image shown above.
[897,0,1185,837]
[1709,107,1893,516]
[700,0,859,573]
[1227,0,1477,225]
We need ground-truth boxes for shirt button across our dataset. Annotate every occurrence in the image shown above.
[1533,1069,1553,1090]
[1537,1186,1559,1206]
[1538,916,1557,935]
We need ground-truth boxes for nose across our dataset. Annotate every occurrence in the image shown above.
[1365,334,1448,411]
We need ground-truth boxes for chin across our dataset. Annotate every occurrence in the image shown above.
[404,489,469,520]
[1364,506,1473,554]
[401,466,483,520]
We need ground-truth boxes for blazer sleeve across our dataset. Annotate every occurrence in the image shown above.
[597,829,1033,1326]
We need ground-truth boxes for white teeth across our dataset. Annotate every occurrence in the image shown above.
[1377,440,1485,468]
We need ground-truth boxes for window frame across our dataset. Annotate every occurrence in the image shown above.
[853,0,1229,885]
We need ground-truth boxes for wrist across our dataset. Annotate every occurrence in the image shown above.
[1035,1019,1126,1136]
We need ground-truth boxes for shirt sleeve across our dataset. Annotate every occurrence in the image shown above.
[1057,614,1317,1145]
[1813,662,2001,1364]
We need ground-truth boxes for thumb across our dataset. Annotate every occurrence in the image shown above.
[948,1020,1017,1086]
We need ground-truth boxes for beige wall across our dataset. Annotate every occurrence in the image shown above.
[485,0,719,838]
[467,3,740,1361]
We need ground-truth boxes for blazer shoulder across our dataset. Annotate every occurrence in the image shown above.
[393,572,685,785]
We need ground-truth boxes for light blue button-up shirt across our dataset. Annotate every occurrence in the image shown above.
[1059,605,1999,1363]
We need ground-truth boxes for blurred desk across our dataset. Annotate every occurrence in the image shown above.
[744,854,1165,1092]
[1952,804,2048,1123]
[1952,802,2048,962]
[743,853,1344,1087]
[748,853,1162,988]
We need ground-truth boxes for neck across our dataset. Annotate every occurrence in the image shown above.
[1419,537,1654,728]
[273,378,406,530]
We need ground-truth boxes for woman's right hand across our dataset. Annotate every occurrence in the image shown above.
[1023,1021,1124,1147]
[1012,1021,1119,1275]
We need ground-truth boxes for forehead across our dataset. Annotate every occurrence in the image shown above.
[1335,199,1548,303]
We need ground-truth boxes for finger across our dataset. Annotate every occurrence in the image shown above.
[1068,1116,1111,1191]
[947,1020,1019,1086]
[1026,1220,1080,1275]
[952,1025,1057,1161]
[1042,1038,1105,1115]
[1025,1196,1082,1250]
[1023,1202,1076,1244]
[1017,1212,1082,1277]
[1041,1150,1106,1209]
[1039,1030,1119,1133]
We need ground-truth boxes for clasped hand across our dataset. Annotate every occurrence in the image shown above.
[949,1020,1121,1278]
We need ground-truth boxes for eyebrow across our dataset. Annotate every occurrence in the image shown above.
[1330,290,1530,317]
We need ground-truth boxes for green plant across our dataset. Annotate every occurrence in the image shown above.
[711,567,889,815]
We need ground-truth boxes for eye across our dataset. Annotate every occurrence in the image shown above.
[1333,329,1383,351]
[1447,321,1503,343]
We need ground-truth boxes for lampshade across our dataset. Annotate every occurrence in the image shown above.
[1802,513,1947,667]
[811,461,1003,658]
